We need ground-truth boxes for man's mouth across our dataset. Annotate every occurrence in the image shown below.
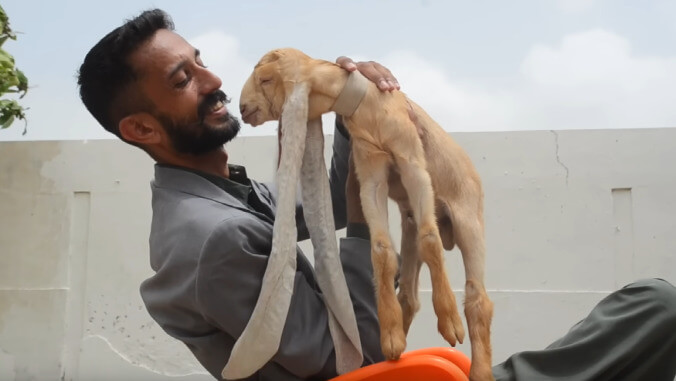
[199,90,230,120]
[205,100,229,120]
[210,100,225,114]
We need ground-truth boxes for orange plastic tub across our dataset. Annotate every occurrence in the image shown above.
[330,347,471,381]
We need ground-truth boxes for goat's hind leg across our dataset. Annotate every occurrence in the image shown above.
[352,142,406,360]
[394,156,465,347]
[446,201,494,381]
[396,205,423,336]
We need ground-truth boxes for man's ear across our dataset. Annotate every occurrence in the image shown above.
[118,113,162,146]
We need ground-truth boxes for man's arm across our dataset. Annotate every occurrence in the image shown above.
[320,116,351,232]
[194,216,382,379]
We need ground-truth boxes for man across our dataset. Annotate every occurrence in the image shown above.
[78,8,676,381]
[78,8,396,380]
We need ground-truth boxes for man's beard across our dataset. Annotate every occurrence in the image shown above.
[157,90,241,155]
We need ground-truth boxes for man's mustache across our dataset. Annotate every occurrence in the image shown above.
[197,90,229,122]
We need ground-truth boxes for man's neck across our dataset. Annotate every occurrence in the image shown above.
[157,148,230,178]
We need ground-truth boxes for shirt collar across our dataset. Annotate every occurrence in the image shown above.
[156,163,252,205]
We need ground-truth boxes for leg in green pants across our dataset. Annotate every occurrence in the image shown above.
[493,278,676,381]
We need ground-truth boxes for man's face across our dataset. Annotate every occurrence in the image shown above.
[129,29,240,155]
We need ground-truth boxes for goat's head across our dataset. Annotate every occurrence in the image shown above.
[239,48,315,127]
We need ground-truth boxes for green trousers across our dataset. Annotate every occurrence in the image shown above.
[493,278,676,380]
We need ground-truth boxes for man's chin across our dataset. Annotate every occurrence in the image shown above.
[168,128,238,156]
[162,113,241,155]
[221,129,239,145]
[217,118,241,144]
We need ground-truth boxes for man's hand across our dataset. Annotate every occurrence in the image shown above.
[336,56,400,92]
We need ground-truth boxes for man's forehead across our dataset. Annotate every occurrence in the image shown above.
[130,29,194,76]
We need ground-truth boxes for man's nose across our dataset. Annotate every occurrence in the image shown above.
[240,104,247,116]
[199,67,222,94]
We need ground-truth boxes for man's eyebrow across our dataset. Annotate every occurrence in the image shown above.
[167,49,201,80]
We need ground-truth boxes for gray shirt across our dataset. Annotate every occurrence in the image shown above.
[140,126,383,380]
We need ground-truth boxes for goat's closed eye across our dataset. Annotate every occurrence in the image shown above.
[260,78,272,85]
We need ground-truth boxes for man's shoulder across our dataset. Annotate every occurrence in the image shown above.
[150,166,249,218]
[148,175,269,264]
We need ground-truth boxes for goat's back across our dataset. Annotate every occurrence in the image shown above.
[408,99,482,198]
[345,87,482,200]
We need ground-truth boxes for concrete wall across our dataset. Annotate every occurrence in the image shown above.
[1,128,674,380]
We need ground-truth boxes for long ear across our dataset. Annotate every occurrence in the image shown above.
[274,76,309,167]
[300,118,364,374]
[221,82,310,380]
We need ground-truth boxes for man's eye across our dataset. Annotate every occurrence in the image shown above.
[197,60,208,68]
[174,77,190,89]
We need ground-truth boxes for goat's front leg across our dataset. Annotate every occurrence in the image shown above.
[352,141,406,360]
[394,155,465,348]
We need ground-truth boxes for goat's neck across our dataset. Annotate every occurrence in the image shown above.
[306,61,351,119]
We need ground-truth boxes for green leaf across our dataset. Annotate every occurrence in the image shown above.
[0,5,28,133]
[0,49,13,64]
[16,70,27,96]
[0,114,14,129]
[0,106,14,127]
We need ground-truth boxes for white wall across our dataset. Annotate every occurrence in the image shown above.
[1,128,674,380]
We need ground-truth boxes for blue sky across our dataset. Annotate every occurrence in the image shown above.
[1,0,675,141]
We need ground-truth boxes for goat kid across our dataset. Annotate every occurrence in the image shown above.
[239,48,494,381]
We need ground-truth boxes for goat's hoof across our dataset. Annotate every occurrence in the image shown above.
[469,364,495,381]
[380,328,407,360]
[438,312,465,346]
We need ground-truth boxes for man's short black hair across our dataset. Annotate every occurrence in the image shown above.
[77,9,174,139]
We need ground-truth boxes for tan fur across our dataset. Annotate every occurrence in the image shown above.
[240,48,494,381]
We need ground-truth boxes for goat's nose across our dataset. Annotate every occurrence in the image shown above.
[240,104,247,115]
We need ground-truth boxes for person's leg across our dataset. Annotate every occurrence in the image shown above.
[493,278,676,381]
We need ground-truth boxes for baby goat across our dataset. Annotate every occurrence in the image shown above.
[239,48,494,381]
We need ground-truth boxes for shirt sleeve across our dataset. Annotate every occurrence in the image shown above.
[327,116,351,231]
[194,216,383,379]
